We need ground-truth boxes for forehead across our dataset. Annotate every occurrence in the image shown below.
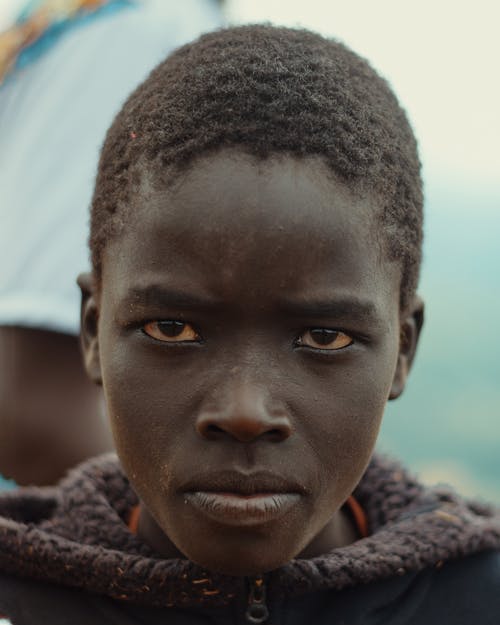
[102,151,399,311]
[139,152,374,238]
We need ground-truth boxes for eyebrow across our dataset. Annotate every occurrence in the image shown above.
[121,285,217,311]
[280,297,382,324]
[121,286,384,327]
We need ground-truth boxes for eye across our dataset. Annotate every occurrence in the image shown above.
[142,320,201,343]
[296,328,353,351]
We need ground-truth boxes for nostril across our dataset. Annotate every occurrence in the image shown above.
[268,429,283,442]
[204,423,225,439]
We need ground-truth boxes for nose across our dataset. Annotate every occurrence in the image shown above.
[196,377,292,443]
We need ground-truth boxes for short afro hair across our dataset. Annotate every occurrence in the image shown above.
[90,24,423,311]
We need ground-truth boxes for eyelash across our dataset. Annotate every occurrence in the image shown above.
[140,320,356,352]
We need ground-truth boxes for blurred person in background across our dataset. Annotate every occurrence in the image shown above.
[0,0,223,488]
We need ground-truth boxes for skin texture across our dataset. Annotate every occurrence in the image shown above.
[80,151,422,575]
[0,326,112,486]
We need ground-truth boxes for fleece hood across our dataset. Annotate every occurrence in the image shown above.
[0,453,499,610]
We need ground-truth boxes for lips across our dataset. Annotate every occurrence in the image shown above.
[180,470,307,496]
[180,470,306,526]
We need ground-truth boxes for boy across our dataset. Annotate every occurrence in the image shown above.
[0,24,499,624]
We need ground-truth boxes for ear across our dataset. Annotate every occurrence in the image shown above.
[389,295,424,400]
[77,272,102,385]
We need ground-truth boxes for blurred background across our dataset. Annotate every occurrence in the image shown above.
[1,0,498,501]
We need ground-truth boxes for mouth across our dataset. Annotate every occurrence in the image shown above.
[180,471,305,526]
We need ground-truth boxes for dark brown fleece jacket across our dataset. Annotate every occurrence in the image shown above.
[0,454,499,624]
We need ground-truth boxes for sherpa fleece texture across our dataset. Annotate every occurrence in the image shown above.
[0,453,499,610]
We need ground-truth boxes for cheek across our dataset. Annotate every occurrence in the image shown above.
[294,352,397,493]
[99,334,197,488]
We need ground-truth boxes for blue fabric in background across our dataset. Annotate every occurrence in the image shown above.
[12,0,136,76]
[0,474,16,490]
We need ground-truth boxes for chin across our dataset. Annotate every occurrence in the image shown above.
[182,539,296,577]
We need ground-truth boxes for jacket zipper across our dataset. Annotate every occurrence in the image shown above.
[245,576,269,624]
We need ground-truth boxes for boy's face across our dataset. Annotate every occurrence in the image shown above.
[83,151,420,575]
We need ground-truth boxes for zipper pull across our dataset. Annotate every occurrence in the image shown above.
[245,576,269,624]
